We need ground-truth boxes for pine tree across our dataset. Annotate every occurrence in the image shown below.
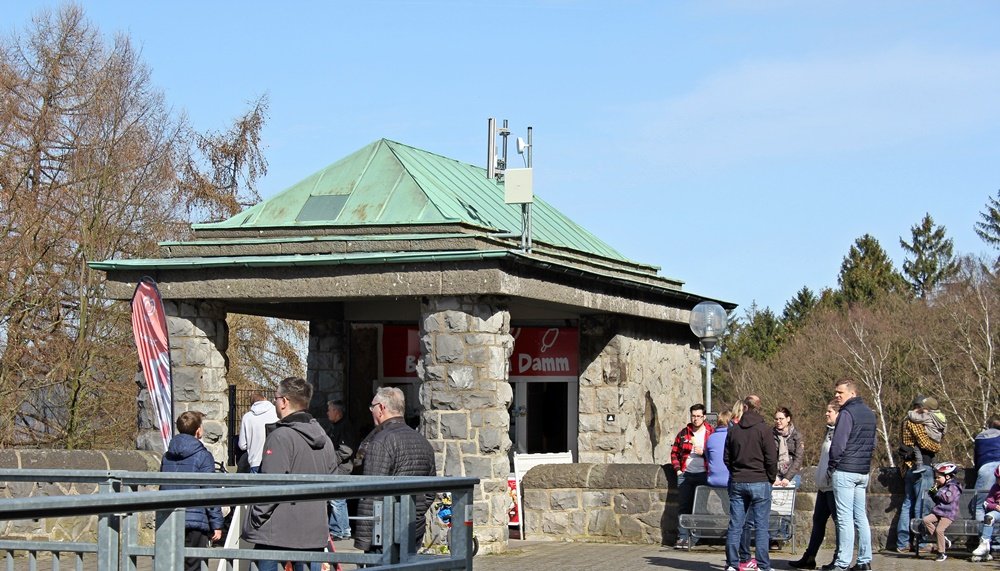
[724,302,783,362]
[782,286,818,331]
[899,213,959,298]
[837,234,908,305]
[975,189,1000,267]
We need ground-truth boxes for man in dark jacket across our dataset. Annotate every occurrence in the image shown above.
[241,377,338,571]
[828,378,876,571]
[354,386,436,553]
[723,395,778,571]
[160,411,224,571]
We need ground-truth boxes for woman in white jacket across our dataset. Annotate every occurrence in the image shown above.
[789,400,841,570]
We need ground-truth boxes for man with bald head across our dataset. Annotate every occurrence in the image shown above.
[724,394,778,571]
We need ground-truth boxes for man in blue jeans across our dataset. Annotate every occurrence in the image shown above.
[895,395,940,552]
[828,378,876,571]
[724,395,778,571]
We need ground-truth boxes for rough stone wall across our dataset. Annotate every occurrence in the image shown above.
[578,316,701,465]
[308,315,347,411]
[521,462,940,550]
[522,463,669,543]
[417,296,514,554]
[0,450,160,542]
[136,300,228,462]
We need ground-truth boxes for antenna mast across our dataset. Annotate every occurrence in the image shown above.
[488,118,534,253]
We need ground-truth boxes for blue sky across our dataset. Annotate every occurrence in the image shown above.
[7,1,1000,315]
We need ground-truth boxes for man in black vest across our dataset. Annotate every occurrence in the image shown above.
[827,379,877,571]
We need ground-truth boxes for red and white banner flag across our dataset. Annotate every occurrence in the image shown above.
[131,277,173,450]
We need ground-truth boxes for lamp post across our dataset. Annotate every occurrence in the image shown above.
[689,301,728,412]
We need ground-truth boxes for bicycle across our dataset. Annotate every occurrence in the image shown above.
[420,493,479,556]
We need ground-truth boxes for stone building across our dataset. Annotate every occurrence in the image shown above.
[93,138,733,550]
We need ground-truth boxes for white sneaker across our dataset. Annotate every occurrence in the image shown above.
[974,538,991,556]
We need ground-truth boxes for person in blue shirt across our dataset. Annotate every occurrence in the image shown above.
[706,411,731,487]
[160,411,224,571]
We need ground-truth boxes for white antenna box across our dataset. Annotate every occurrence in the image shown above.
[504,168,534,204]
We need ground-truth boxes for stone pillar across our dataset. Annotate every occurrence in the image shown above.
[307,312,347,413]
[577,315,700,465]
[137,300,228,462]
[417,296,514,554]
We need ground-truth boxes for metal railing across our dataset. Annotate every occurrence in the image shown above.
[0,469,478,570]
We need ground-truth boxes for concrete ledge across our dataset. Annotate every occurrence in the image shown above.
[521,463,949,549]
[0,450,160,542]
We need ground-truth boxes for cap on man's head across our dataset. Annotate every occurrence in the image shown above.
[922,396,939,410]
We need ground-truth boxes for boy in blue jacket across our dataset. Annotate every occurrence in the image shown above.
[160,411,224,571]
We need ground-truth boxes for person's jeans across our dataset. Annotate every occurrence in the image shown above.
[975,462,1000,522]
[833,470,872,568]
[803,489,838,561]
[726,480,772,570]
[254,545,322,571]
[676,471,708,541]
[329,498,352,539]
[896,466,933,549]
[983,510,1000,540]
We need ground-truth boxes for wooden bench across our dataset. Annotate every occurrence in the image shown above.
[909,488,997,558]
[678,485,797,553]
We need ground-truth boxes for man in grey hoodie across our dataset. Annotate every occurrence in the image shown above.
[241,377,338,571]
[238,392,278,473]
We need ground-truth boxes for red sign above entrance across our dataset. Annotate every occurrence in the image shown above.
[509,327,578,377]
[380,325,579,379]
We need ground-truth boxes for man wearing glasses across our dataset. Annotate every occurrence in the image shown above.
[354,387,436,555]
[241,376,338,571]
[671,403,714,549]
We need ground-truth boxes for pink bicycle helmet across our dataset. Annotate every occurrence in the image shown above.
[934,462,958,476]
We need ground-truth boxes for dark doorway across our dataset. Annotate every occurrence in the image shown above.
[525,382,569,453]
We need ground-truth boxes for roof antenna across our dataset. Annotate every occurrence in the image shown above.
[486,118,510,182]
[489,118,534,253]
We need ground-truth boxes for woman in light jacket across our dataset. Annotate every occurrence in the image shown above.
[790,400,841,570]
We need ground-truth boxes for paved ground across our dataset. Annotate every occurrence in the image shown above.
[466,541,997,571]
[50,540,1000,570]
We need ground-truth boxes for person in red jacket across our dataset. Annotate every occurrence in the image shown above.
[671,403,714,549]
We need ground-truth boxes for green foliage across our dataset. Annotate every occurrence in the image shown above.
[723,302,784,362]
[900,213,959,298]
[782,286,818,332]
[837,234,909,305]
[975,190,1000,267]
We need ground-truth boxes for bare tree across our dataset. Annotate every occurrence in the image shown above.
[0,5,187,447]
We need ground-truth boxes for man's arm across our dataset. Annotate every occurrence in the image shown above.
[763,425,778,483]
[669,428,685,472]
[238,415,249,451]
[362,439,394,476]
[248,434,289,528]
[828,410,853,470]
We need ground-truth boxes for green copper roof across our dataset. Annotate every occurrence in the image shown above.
[194,139,630,262]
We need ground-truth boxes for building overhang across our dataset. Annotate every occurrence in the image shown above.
[93,248,733,325]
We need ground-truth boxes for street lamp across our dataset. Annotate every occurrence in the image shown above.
[689,301,728,412]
